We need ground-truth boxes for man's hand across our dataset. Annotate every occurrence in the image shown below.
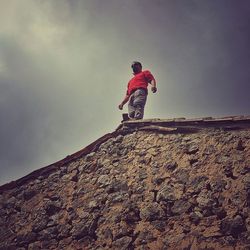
[118,94,129,110]
[118,104,123,110]
[151,86,157,93]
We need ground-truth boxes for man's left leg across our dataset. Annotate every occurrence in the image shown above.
[134,105,145,119]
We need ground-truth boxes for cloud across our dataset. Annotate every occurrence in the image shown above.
[0,0,116,184]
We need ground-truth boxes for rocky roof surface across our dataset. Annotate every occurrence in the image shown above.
[0,115,250,249]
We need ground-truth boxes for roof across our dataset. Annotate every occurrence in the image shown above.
[1,115,250,192]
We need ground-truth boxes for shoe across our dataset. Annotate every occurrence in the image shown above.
[122,113,129,122]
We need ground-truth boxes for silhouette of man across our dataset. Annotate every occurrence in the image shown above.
[118,61,157,120]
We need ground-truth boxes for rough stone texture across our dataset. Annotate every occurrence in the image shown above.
[1,117,250,249]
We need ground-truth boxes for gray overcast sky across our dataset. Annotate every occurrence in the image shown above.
[0,0,250,184]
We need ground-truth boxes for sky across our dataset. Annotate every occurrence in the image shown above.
[0,0,250,185]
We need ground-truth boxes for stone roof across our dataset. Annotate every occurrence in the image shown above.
[1,115,250,192]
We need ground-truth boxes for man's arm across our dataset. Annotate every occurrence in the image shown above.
[144,70,157,93]
[118,94,130,110]
[150,79,157,93]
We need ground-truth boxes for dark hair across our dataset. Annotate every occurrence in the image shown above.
[131,61,142,69]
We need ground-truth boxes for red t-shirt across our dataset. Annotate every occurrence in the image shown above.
[126,70,155,96]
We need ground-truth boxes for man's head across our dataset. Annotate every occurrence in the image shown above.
[131,61,142,74]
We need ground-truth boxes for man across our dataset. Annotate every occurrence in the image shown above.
[118,61,157,120]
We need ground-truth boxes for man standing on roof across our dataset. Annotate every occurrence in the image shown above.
[118,61,157,120]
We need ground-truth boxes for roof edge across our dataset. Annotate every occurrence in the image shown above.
[0,129,121,193]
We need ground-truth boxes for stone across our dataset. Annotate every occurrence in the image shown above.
[220,235,237,246]
[40,239,58,249]
[57,224,71,239]
[79,162,97,174]
[106,179,128,193]
[189,176,208,193]
[114,135,124,143]
[138,169,148,181]
[174,169,190,184]
[28,241,42,249]
[123,211,140,224]
[224,165,237,179]
[190,211,203,225]
[164,161,177,171]
[182,136,191,142]
[32,215,49,232]
[246,217,250,232]
[97,227,113,243]
[44,201,61,216]
[113,224,133,240]
[241,166,250,175]
[109,192,129,204]
[231,192,246,207]
[135,230,156,245]
[203,145,215,155]
[38,226,59,241]
[186,143,199,154]
[147,147,159,157]
[151,220,167,232]
[113,162,119,167]
[70,170,79,182]
[220,218,233,234]
[196,191,215,209]
[231,215,246,237]
[88,200,99,210]
[152,176,166,185]
[140,203,165,221]
[236,139,245,151]
[3,196,17,209]
[189,156,199,165]
[112,236,132,250]
[157,185,177,202]
[97,175,112,187]
[0,194,3,206]
[221,215,246,238]
[23,190,37,201]
[86,152,95,161]
[171,199,192,215]
[47,171,60,180]
[210,178,227,192]
[121,203,140,224]
[71,215,99,240]
[212,207,227,219]
[0,227,15,244]
[15,232,37,247]
[216,155,231,164]
[47,216,59,227]
[182,225,191,234]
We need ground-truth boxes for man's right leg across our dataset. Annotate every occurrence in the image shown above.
[128,94,135,119]
[133,89,147,119]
